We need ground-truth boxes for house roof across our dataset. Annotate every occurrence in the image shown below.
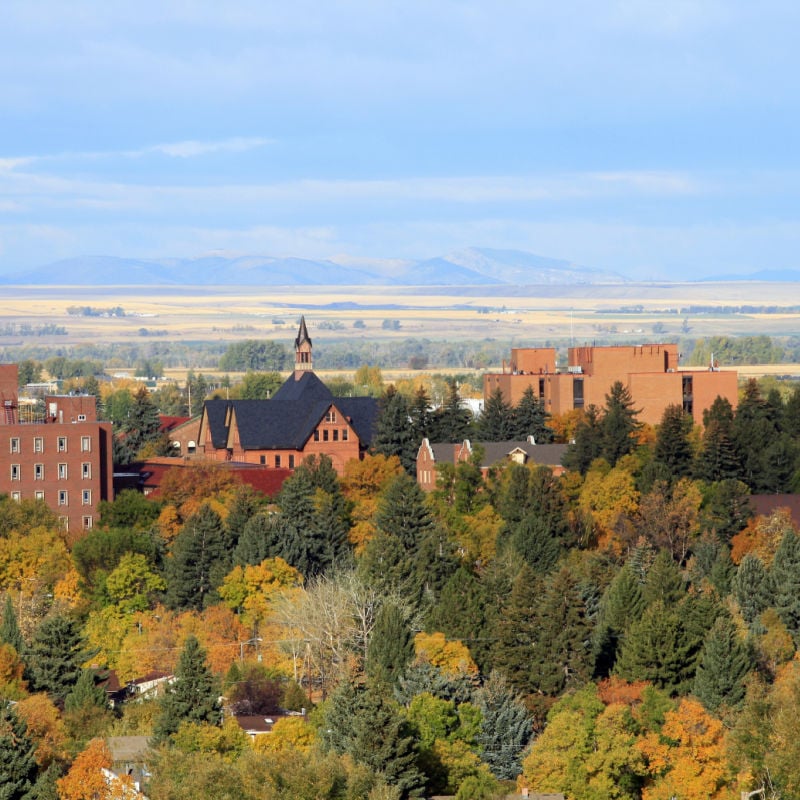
[750,494,800,527]
[420,438,567,469]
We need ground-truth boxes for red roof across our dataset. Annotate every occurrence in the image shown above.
[158,415,191,433]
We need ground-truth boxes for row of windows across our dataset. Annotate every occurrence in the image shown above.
[259,454,296,468]
[8,435,92,454]
[9,463,92,480]
[313,428,349,443]
[57,515,93,531]
[9,489,92,505]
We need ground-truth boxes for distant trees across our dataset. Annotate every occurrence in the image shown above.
[218,340,290,372]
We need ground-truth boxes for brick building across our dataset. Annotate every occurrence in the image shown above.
[198,318,378,475]
[484,343,738,426]
[0,363,113,535]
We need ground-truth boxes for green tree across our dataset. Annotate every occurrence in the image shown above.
[97,488,161,530]
[0,596,25,656]
[700,478,752,542]
[653,404,694,478]
[478,387,514,441]
[114,384,163,463]
[434,379,473,444]
[770,529,800,643]
[732,553,773,626]
[153,635,221,743]
[218,339,289,372]
[372,386,418,475]
[29,615,92,704]
[409,385,435,445]
[641,549,685,607]
[234,370,284,399]
[0,702,39,800]
[693,613,753,712]
[366,602,415,689]
[512,385,553,443]
[694,397,740,483]
[562,405,603,475]
[599,381,642,467]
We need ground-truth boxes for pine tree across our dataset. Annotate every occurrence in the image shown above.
[562,405,603,474]
[693,613,753,712]
[770,529,800,642]
[508,513,562,576]
[695,398,741,483]
[600,381,642,467]
[474,671,533,781]
[478,387,515,441]
[654,404,695,478]
[700,479,752,543]
[366,602,414,688]
[434,379,473,443]
[784,384,800,437]
[0,702,39,800]
[224,485,263,554]
[0,596,24,656]
[29,615,92,704]
[495,463,530,525]
[64,669,108,713]
[733,380,776,490]
[642,549,685,607]
[760,434,800,494]
[232,512,279,567]
[153,635,221,743]
[375,473,435,549]
[512,386,553,443]
[409,385,435,445]
[594,563,645,677]
[732,553,773,626]
[372,386,417,475]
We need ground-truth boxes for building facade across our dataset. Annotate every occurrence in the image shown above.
[484,343,738,426]
[0,363,113,536]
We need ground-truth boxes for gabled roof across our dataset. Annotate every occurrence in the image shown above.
[271,370,331,404]
[419,438,567,469]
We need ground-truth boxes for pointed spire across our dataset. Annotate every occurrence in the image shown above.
[294,316,313,376]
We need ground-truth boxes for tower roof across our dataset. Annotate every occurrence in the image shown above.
[295,316,312,350]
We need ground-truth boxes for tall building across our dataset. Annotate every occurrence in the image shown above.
[198,317,378,475]
[0,363,113,536]
[484,343,738,426]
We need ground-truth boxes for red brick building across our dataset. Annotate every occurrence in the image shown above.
[0,363,113,535]
[484,343,738,426]
[198,318,378,476]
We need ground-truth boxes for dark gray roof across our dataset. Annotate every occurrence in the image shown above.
[426,439,567,468]
[203,373,377,451]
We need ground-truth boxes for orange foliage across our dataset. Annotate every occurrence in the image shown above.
[158,462,240,508]
[16,693,66,767]
[57,737,134,800]
[730,508,797,566]
[638,697,729,800]
[0,642,27,698]
[53,567,83,609]
[549,409,585,443]
[596,676,649,708]
[414,631,478,678]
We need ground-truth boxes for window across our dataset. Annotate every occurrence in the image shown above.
[58,463,68,479]
[35,491,44,501]
[33,436,43,453]
[58,490,68,506]
[9,438,20,454]
[82,490,92,505]
[81,436,91,452]
[342,429,349,441]
[288,454,295,469]
[323,430,329,441]
[572,378,584,410]
[10,464,20,481]
[325,410,337,423]
[313,430,320,442]
[82,463,91,479]
[332,430,339,441]
[82,516,93,530]
[275,455,281,468]
[77,414,86,422]
[10,492,20,502]
[260,455,266,465]
[34,463,44,480]
[60,517,69,531]
[57,436,67,452]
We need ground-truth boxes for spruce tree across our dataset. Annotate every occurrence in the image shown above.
[64,669,108,713]
[508,513,562,576]
[224,485,263,554]
[164,504,228,610]
[600,381,642,466]
[29,615,92,704]
[784,385,800,437]
[372,386,417,475]
[232,512,279,567]
[642,549,685,607]
[366,603,415,689]
[474,671,533,781]
[693,613,753,712]
[478,387,515,441]
[770,529,800,642]
[562,405,603,474]
[434,379,473,443]
[695,398,741,483]
[0,702,39,800]
[495,463,530,525]
[153,635,221,743]
[375,473,435,549]
[654,404,694,478]
[0,596,24,656]
[409,385,435,445]
[700,479,752,543]
[732,553,773,626]
[512,385,553,443]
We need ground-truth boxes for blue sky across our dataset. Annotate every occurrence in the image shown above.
[1,2,799,279]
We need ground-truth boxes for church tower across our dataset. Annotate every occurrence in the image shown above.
[294,316,313,377]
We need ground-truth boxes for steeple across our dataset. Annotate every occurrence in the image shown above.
[294,316,313,376]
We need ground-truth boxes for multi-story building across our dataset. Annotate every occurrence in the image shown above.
[198,318,378,475]
[0,363,113,536]
[484,343,738,426]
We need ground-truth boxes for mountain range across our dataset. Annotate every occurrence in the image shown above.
[0,248,628,287]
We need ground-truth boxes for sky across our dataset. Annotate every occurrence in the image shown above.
[1,1,800,280]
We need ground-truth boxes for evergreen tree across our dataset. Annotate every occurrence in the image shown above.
[562,405,603,474]
[732,553,773,626]
[29,615,92,704]
[114,384,164,463]
[654,404,695,478]
[409,385,435,445]
[760,434,800,494]
[594,563,645,677]
[153,635,221,743]
[495,463,530,525]
[164,504,228,610]
[0,702,39,800]
[693,613,753,712]
[733,379,776,490]
[375,473,435,549]
[695,397,741,483]
[64,669,108,714]
[474,671,533,781]
[512,385,553,443]
[232,512,279,567]
[770,529,800,642]
[0,596,24,655]
[784,384,800,437]
[478,387,515,441]
[700,479,752,543]
[372,386,417,475]
[366,602,415,689]
[507,513,562,576]
[224,485,264,554]
[642,549,685,607]
[600,381,642,466]
[433,379,473,443]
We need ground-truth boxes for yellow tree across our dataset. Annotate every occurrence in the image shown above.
[57,737,134,800]
[413,632,478,679]
[254,716,317,754]
[638,697,730,800]
[16,692,67,768]
[578,464,640,552]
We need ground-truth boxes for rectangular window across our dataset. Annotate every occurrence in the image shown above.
[10,492,20,502]
[313,430,320,442]
[57,436,67,452]
[33,436,43,453]
[59,463,68,479]
[572,377,584,410]
[10,464,20,481]
[259,455,266,465]
[58,490,68,506]
[82,463,91,479]
[60,516,69,532]
[325,410,337,423]
[35,491,45,501]
[82,490,92,505]
[34,463,44,480]
[323,429,329,441]
[81,436,91,452]
[275,455,281,468]
[9,437,20,454]
[77,414,86,422]
[288,454,295,469]
[332,430,339,441]
[82,516,93,530]
[342,429,349,441]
